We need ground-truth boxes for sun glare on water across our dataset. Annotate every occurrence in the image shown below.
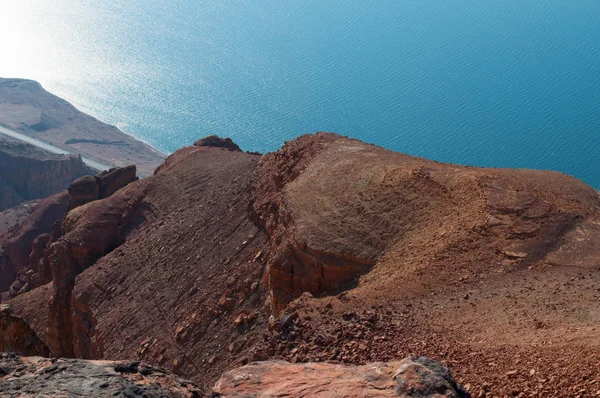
[0,1,101,89]
[0,1,50,79]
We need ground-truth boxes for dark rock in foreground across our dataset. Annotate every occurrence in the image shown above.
[0,353,203,397]
[213,357,470,397]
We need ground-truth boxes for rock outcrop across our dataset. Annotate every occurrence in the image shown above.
[0,305,48,357]
[0,353,203,397]
[0,192,70,294]
[47,180,145,358]
[66,176,99,211]
[194,135,241,151]
[0,166,138,298]
[0,139,93,211]
[0,78,165,176]
[67,165,137,211]
[213,357,470,397]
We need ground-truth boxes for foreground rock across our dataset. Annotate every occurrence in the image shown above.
[0,353,203,397]
[213,357,470,397]
[0,78,165,176]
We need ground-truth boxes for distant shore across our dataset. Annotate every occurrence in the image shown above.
[0,78,165,177]
[0,125,111,172]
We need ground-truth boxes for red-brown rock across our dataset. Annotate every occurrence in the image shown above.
[0,304,48,356]
[193,135,241,152]
[6,133,600,394]
[0,192,69,294]
[213,357,470,397]
[66,175,99,211]
[67,165,137,211]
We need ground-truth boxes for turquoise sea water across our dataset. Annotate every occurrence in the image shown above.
[0,1,599,187]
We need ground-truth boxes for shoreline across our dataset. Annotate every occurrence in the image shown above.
[0,78,166,177]
[56,98,169,157]
[0,124,112,172]
[11,77,171,158]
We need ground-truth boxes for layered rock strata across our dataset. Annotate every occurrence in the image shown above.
[0,166,137,297]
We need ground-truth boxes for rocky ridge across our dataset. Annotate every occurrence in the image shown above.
[2,133,600,396]
[0,166,138,299]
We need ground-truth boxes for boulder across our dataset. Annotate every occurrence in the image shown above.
[67,176,99,211]
[194,135,241,151]
[96,165,138,199]
[213,358,470,397]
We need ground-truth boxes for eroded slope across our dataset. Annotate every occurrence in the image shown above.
[5,133,600,395]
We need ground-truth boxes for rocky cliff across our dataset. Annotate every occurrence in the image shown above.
[0,139,93,211]
[0,166,138,297]
[3,133,600,396]
[0,192,69,294]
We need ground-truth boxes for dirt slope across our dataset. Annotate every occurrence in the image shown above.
[252,133,600,397]
[6,133,600,396]
[9,140,270,391]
